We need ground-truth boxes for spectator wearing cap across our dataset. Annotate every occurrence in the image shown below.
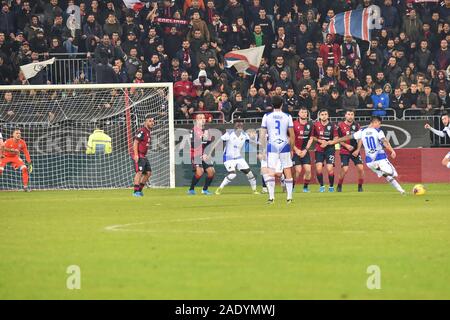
[371,86,390,117]
[417,84,439,115]
[122,31,140,56]
[122,11,141,42]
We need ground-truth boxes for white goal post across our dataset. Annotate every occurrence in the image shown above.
[0,83,175,190]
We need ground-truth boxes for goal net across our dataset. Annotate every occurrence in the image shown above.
[0,83,175,190]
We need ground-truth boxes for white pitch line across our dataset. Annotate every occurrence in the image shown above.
[104,214,378,235]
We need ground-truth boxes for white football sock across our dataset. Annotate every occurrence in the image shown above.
[386,176,405,193]
[246,171,257,191]
[219,173,236,189]
[285,178,293,200]
[264,174,275,200]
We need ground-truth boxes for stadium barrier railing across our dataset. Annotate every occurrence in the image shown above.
[174,111,226,125]
[42,53,96,84]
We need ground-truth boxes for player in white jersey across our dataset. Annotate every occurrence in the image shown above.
[216,119,259,194]
[329,116,406,194]
[424,112,450,169]
[259,95,295,204]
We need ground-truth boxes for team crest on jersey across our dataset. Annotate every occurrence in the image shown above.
[327,126,331,130]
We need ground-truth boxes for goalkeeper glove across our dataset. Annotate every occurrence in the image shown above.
[28,163,33,174]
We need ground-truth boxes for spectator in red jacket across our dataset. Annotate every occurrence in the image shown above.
[174,71,197,102]
[319,34,341,67]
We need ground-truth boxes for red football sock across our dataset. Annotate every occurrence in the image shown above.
[21,167,29,187]
[338,178,344,186]
[358,179,364,186]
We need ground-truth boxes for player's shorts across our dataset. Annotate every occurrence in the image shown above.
[192,160,214,171]
[292,151,311,166]
[315,148,335,165]
[267,152,293,170]
[366,159,398,178]
[260,159,283,173]
[135,157,152,173]
[224,158,250,172]
[340,153,363,167]
[0,156,26,170]
[445,152,450,159]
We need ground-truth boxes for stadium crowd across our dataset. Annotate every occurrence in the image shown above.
[1,0,450,122]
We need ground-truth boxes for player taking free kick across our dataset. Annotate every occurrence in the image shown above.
[328,116,405,194]
[0,129,32,191]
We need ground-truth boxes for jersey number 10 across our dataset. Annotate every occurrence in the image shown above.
[365,136,377,151]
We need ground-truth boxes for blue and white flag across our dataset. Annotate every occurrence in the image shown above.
[327,7,377,42]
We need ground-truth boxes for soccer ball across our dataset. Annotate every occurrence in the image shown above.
[413,184,426,196]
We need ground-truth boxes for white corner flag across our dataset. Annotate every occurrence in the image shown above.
[20,58,55,80]
[224,46,265,76]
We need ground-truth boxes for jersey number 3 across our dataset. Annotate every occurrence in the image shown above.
[275,120,281,135]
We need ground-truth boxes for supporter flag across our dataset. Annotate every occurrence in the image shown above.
[327,8,372,42]
[20,58,55,80]
[123,0,145,11]
[224,46,265,76]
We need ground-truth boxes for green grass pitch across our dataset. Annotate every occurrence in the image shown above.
[1,184,449,300]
